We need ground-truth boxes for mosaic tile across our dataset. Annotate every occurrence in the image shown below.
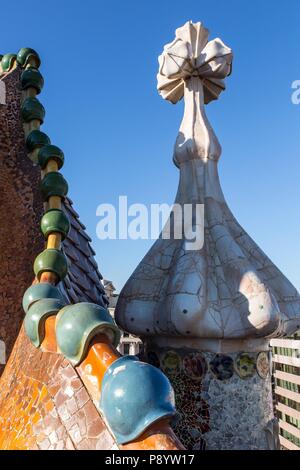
[256,352,270,379]
[148,347,273,449]
[0,325,116,449]
[234,353,256,379]
[182,352,207,381]
[161,350,182,375]
[209,354,234,380]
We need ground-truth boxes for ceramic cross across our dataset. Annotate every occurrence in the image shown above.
[157,21,232,165]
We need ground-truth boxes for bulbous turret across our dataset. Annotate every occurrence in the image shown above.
[116,21,300,343]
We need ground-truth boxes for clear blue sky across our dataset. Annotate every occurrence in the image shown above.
[2,0,300,292]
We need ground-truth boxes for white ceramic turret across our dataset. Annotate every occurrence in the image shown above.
[115,21,300,450]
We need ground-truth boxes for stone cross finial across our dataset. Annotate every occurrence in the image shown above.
[158,21,233,166]
[157,21,232,104]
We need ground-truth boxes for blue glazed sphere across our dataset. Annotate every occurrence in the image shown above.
[22,282,65,313]
[25,297,65,347]
[55,302,121,365]
[99,356,177,444]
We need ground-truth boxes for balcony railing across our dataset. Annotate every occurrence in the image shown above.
[271,337,300,450]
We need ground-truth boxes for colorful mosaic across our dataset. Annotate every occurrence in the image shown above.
[161,351,181,375]
[0,327,115,450]
[147,348,209,449]
[146,347,273,449]
[182,352,207,382]
[256,352,270,379]
[209,354,234,380]
[234,353,256,379]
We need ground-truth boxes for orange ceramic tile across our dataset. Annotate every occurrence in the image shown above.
[76,334,121,402]
[41,315,58,352]
[121,419,185,451]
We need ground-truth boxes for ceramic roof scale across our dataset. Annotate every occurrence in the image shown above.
[115,21,300,450]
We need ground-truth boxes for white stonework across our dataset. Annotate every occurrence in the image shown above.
[116,21,300,346]
[201,355,274,450]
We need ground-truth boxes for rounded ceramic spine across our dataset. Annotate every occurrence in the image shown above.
[21,87,40,138]
[43,159,65,253]
[43,159,62,211]
[19,49,43,137]
[18,48,67,285]
[43,161,62,251]
[40,159,65,282]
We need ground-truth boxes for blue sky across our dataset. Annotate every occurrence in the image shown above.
[2,0,300,292]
